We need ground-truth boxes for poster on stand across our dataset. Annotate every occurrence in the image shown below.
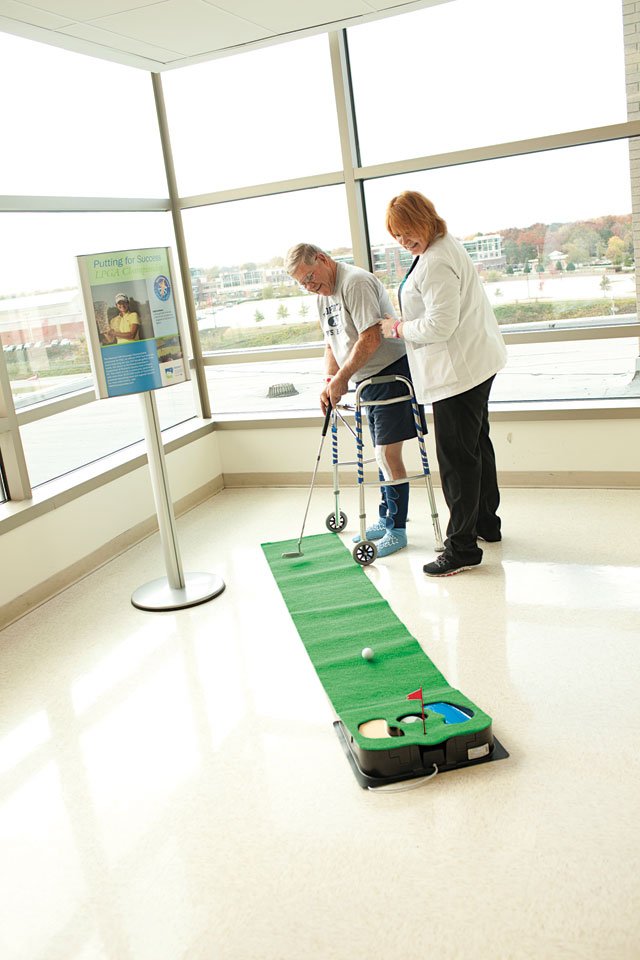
[77,246,189,399]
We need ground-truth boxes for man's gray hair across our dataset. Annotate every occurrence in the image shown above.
[285,243,326,276]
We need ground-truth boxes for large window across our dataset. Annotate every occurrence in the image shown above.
[19,380,196,488]
[0,0,638,502]
[0,24,200,494]
[205,357,324,416]
[161,35,343,196]
[0,34,166,197]
[348,0,627,166]
[491,337,640,403]
[364,139,634,317]
[182,187,351,355]
[363,139,638,401]
[365,140,635,300]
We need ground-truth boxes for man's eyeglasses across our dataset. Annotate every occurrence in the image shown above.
[298,259,319,289]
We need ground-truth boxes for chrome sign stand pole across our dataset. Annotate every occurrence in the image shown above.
[131,391,224,611]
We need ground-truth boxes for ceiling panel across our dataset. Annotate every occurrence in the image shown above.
[210,0,375,34]
[0,0,441,70]
[59,20,183,64]
[87,0,271,57]
[0,0,73,29]
[12,0,161,17]
[365,0,447,9]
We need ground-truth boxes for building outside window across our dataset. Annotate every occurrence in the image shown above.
[462,235,506,270]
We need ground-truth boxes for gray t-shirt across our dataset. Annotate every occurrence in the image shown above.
[316,262,406,383]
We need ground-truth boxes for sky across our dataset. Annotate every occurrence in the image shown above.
[0,0,632,293]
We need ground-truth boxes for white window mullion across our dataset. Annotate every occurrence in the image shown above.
[328,30,371,270]
[623,0,640,376]
[151,71,211,420]
[0,349,31,500]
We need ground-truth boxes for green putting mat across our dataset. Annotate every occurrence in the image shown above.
[262,533,493,755]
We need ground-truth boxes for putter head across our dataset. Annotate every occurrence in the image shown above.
[281,548,303,558]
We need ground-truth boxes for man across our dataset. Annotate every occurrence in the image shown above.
[110,293,140,343]
[285,242,420,558]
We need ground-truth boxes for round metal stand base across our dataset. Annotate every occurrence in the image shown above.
[131,572,225,611]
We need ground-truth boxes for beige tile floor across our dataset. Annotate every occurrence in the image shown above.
[1,485,639,960]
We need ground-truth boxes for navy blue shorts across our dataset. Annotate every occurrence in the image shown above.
[358,356,426,446]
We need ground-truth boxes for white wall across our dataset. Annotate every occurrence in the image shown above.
[217,414,640,484]
[1,413,639,624]
[488,418,640,476]
[0,431,222,619]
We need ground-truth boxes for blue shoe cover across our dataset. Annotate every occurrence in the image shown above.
[352,517,388,543]
[375,528,407,557]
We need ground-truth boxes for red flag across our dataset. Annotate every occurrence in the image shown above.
[406,687,426,735]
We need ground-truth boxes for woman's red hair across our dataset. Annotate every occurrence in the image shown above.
[385,191,447,247]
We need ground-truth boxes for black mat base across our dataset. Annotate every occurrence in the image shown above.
[334,720,509,790]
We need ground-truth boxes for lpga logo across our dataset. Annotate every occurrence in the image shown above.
[154,275,171,301]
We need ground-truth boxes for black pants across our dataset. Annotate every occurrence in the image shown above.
[431,376,500,564]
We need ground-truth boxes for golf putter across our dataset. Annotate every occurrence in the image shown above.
[282,402,333,558]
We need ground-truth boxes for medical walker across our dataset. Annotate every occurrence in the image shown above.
[325,374,445,566]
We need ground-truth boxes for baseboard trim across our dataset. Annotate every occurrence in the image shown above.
[0,476,224,631]
[223,470,640,489]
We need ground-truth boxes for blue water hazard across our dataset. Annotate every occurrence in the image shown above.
[425,702,474,724]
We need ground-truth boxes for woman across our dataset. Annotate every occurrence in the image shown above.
[380,191,507,577]
[110,293,140,344]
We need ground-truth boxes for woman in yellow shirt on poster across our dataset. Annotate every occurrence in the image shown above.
[109,293,140,343]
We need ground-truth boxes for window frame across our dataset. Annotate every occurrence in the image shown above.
[1,15,640,505]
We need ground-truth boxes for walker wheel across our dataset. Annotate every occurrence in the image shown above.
[353,540,377,566]
[325,511,347,533]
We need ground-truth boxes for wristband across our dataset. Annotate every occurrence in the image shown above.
[391,320,401,339]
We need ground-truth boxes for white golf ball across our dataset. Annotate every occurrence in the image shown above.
[361,647,374,660]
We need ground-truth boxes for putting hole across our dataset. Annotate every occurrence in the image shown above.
[358,719,405,739]
[425,702,474,724]
[358,719,391,739]
[387,725,404,738]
